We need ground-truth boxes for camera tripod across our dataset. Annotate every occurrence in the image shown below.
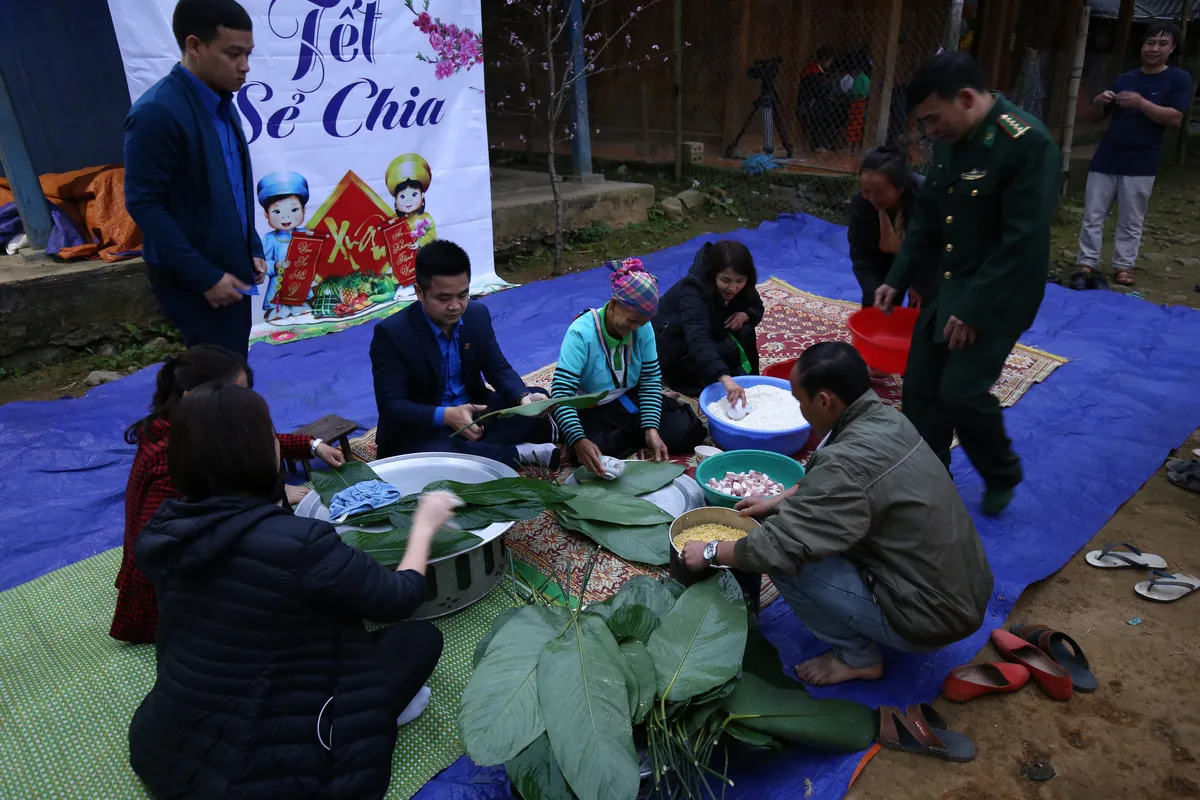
[725,66,794,159]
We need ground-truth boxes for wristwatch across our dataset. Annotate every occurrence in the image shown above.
[310,437,324,458]
[703,540,720,566]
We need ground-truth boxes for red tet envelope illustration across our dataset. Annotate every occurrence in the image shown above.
[381,216,418,287]
[277,231,330,305]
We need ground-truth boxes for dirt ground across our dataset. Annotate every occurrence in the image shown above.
[849,428,1200,800]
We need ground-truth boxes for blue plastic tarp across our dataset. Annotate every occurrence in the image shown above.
[2,213,1200,799]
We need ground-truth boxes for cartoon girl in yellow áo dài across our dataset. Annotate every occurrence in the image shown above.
[256,171,311,320]
[385,153,436,250]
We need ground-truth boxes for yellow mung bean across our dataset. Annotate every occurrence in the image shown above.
[672,523,748,552]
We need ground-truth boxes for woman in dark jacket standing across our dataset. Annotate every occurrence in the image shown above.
[848,144,931,309]
[129,382,459,800]
[654,240,764,402]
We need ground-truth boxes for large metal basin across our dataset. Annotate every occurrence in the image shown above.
[294,452,519,619]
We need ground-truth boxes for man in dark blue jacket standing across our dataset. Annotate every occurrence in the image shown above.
[124,0,264,358]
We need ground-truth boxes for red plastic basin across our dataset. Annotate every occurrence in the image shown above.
[763,359,796,381]
[847,306,919,375]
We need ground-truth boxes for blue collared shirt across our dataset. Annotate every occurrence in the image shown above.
[183,67,247,239]
[424,309,469,427]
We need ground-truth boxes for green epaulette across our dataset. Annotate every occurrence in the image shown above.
[998,113,1031,139]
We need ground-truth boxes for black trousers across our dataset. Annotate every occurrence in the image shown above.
[902,318,1023,490]
[370,620,443,719]
[383,390,553,467]
[577,396,706,457]
[660,324,760,397]
[150,276,252,360]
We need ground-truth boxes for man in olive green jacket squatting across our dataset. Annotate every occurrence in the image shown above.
[876,52,1060,517]
[682,342,993,686]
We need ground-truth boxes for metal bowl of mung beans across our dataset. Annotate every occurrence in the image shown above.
[668,506,761,571]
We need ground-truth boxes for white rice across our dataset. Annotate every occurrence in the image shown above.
[705,385,804,431]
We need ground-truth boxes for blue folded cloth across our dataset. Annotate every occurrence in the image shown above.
[328,480,404,521]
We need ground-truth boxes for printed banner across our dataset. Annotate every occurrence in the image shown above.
[106,0,506,346]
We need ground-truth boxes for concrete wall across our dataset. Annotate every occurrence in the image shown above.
[0,259,161,371]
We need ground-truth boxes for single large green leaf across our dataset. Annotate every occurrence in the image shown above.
[460,605,569,766]
[554,511,670,566]
[452,501,545,529]
[691,675,740,706]
[571,460,686,495]
[425,477,576,507]
[310,462,382,505]
[340,526,481,566]
[562,485,674,526]
[505,733,574,800]
[451,390,609,437]
[723,722,782,751]
[604,603,660,643]
[343,499,412,528]
[645,572,747,702]
[741,626,796,689]
[473,607,523,668]
[720,672,876,753]
[618,640,656,725]
[537,614,640,800]
[603,575,678,623]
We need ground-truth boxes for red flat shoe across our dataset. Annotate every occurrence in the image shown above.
[941,662,1031,702]
[991,629,1073,701]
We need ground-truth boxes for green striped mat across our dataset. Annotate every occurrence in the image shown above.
[0,548,517,800]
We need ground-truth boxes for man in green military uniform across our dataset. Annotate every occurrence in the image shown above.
[875,52,1060,516]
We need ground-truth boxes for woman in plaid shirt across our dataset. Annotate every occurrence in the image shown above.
[110,345,347,643]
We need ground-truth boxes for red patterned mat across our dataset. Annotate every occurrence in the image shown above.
[350,278,1066,605]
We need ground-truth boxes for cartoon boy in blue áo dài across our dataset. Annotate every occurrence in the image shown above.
[257,170,311,320]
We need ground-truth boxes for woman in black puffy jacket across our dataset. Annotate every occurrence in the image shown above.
[653,240,764,401]
[128,381,459,800]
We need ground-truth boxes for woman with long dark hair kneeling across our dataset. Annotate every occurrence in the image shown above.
[128,382,458,799]
[654,239,764,402]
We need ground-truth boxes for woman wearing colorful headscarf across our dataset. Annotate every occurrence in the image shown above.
[550,259,706,476]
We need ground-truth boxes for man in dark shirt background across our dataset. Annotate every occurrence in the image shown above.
[124,0,265,358]
[1074,22,1191,290]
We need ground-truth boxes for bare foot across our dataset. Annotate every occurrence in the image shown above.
[868,367,890,381]
[793,652,883,686]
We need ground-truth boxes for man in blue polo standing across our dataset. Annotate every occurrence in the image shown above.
[124,0,265,358]
[1073,22,1192,291]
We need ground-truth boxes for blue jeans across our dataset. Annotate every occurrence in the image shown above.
[771,556,931,668]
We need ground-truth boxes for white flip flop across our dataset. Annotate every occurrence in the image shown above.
[1085,543,1168,571]
[1134,570,1200,603]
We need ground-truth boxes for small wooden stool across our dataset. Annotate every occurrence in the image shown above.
[285,414,359,478]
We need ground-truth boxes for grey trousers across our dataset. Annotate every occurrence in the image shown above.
[1077,171,1156,271]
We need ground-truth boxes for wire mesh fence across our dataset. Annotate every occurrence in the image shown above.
[483,0,1078,232]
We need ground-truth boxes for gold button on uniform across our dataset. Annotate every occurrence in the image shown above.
[945,215,953,224]
[971,189,979,197]
[944,271,952,279]
[945,243,953,252]
[948,186,954,194]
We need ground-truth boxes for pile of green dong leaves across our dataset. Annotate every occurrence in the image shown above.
[308,460,689,566]
[460,570,876,800]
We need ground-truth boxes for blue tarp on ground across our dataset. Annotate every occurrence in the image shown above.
[3,213,1200,799]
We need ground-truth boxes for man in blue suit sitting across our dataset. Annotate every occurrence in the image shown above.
[370,241,559,468]
[123,0,265,358]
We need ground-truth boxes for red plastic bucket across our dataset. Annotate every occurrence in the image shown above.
[763,359,796,381]
[847,306,919,375]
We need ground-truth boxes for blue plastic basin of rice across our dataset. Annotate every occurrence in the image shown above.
[698,375,812,455]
